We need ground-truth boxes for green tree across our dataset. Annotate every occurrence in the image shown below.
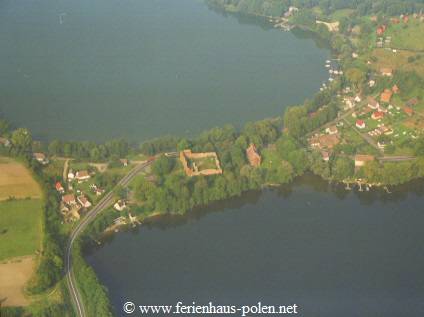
[345,68,366,89]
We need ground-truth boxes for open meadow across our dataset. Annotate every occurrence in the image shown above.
[0,199,43,260]
[0,157,42,201]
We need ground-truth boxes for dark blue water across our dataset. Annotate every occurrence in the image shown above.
[0,0,330,142]
[85,175,424,316]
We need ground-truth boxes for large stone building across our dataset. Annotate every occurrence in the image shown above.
[179,149,222,176]
[246,144,261,167]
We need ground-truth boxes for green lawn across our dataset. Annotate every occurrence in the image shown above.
[328,9,354,21]
[387,19,424,51]
[260,148,282,170]
[0,199,43,260]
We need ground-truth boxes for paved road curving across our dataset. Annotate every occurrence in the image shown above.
[65,161,153,317]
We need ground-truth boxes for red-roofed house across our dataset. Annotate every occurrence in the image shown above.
[246,144,261,167]
[376,28,383,35]
[404,17,409,23]
[404,106,413,116]
[394,18,398,23]
[62,194,76,205]
[380,89,392,103]
[392,84,399,93]
[356,120,366,129]
[372,111,384,120]
[55,182,64,193]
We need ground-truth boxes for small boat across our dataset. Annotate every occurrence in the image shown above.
[329,69,333,74]
[326,60,331,63]
[325,64,330,68]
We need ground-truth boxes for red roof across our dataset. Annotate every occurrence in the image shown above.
[393,18,398,23]
[404,17,409,22]
[55,182,63,191]
[373,111,383,117]
[381,24,386,30]
[376,28,383,35]
[356,119,364,125]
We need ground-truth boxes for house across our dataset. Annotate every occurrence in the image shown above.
[372,111,384,120]
[32,153,49,164]
[120,158,129,166]
[68,170,75,180]
[288,6,299,12]
[392,84,399,93]
[55,182,64,193]
[345,98,355,109]
[404,106,413,116]
[76,170,90,180]
[380,89,392,103]
[308,137,320,147]
[0,137,11,147]
[355,93,363,103]
[62,194,76,205]
[354,154,375,167]
[77,195,91,208]
[60,201,69,214]
[369,80,376,87]
[326,126,338,135]
[356,120,366,129]
[407,97,418,106]
[318,134,340,149]
[380,68,393,76]
[404,17,409,23]
[367,97,380,109]
[246,144,261,167]
[377,125,393,135]
[114,200,127,211]
[376,28,383,35]
[320,151,329,162]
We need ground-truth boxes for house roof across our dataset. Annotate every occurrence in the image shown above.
[246,144,261,167]
[55,182,63,190]
[77,170,89,177]
[327,126,338,133]
[392,84,399,93]
[367,97,379,107]
[373,111,384,117]
[62,194,75,203]
[380,89,392,103]
[354,154,375,162]
[380,68,393,75]
[77,195,89,205]
[356,119,364,126]
[404,106,413,114]
[32,153,45,160]
[407,97,418,105]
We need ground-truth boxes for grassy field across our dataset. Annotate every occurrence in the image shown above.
[0,199,43,260]
[328,9,354,21]
[370,49,424,76]
[386,19,424,51]
[260,148,282,170]
[0,157,43,201]
[0,256,35,306]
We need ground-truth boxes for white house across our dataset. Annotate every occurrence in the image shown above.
[68,170,75,180]
[354,154,375,167]
[77,195,92,208]
[114,200,127,211]
[367,97,380,109]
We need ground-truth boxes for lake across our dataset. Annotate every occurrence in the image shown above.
[85,174,424,316]
[0,0,330,143]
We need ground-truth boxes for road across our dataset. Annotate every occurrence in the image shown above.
[65,160,153,317]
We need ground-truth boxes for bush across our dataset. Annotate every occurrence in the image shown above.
[407,56,416,63]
